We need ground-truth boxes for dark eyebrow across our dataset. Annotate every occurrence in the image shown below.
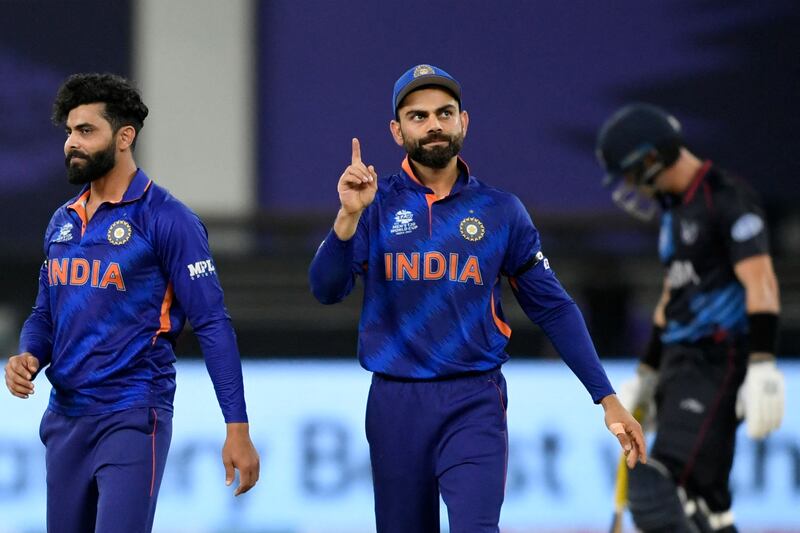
[404,109,428,119]
[66,122,94,131]
[403,104,457,119]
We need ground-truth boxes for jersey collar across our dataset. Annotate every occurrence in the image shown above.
[682,160,713,204]
[400,156,472,196]
[67,168,153,209]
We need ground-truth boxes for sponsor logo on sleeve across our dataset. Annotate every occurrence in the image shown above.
[731,213,764,242]
[187,259,216,280]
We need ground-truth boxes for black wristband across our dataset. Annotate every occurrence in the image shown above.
[640,324,664,369]
[748,312,779,354]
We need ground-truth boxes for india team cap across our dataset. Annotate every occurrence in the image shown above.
[393,64,462,114]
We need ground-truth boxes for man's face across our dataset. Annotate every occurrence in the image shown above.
[391,88,468,169]
[63,103,117,185]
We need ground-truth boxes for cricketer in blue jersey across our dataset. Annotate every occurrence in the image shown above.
[309,64,646,533]
[596,104,784,533]
[3,73,260,533]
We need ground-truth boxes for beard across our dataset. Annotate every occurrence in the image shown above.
[65,141,116,185]
[404,131,464,169]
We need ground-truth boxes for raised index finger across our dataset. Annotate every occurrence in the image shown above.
[351,138,362,165]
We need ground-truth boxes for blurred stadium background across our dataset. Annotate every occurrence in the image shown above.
[1,1,798,531]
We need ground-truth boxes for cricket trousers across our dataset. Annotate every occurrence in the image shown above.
[366,368,508,533]
[652,336,747,525]
[39,406,173,533]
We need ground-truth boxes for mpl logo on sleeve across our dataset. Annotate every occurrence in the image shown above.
[187,259,216,280]
[390,210,418,236]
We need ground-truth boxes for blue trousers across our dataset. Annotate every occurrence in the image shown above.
[39,407,173,533]
[366,369,508,533]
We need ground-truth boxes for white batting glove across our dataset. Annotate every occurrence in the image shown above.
[736,360,785,439]
[617,365,658,431]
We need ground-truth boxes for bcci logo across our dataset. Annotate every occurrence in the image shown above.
[107,220,132,246]
[459,217,485,242]
[413,64,435,78]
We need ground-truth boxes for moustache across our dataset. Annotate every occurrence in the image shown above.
[420,134,452,146]
[65,151,89,165]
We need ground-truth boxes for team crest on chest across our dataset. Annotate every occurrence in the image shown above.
[107,220,132,245]
[459,217,485,242]
[390,209,418,235]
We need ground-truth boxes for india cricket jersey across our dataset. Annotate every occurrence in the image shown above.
[310,157,614,402]
[19,169,247,422]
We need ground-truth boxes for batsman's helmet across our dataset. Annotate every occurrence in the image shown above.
[595,103,683,187]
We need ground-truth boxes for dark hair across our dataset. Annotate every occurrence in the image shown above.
[52,73,149,147]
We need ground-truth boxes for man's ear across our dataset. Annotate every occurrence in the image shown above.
[389,119,404,147]
[117,125,136,151]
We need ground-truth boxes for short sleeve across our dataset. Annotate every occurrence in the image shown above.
[716,183,769,264]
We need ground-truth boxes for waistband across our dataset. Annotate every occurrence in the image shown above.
[373,366,502,383]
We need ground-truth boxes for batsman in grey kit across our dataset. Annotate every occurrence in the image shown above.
[596,104,785,533]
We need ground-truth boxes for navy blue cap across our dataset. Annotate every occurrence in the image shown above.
[393,64,462,114]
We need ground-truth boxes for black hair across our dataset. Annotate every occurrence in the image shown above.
[52,73,149,148]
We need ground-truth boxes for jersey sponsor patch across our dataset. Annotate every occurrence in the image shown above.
[459,217,485,241]
[390,209,418,236]
[187,259,216,280]
[53,222,74,243]
[666,260,700,289]
[107,220,132,245]
[731,213,764,242]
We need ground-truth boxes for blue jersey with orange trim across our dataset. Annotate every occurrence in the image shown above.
[19,169,247,422]
[310,158,614,402]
